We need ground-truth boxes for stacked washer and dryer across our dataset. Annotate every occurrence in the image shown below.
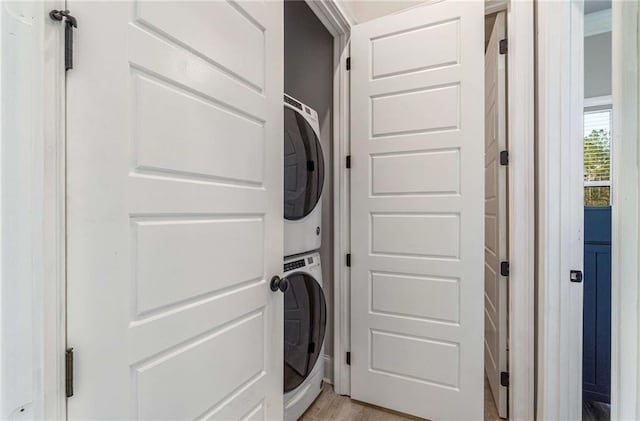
[282,94,327,421]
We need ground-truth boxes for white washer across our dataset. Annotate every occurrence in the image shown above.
[283,94,324,257]
[283,251,326,421]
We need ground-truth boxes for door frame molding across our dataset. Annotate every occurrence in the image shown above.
[303,0,353,395]
[536,1,585,419]
[611,2,640,418]
[1,1,67,418]
[505,1,536,420]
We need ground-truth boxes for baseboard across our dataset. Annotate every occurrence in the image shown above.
[323,354,333,384]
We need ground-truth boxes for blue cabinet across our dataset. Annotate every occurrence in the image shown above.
[583,207,611,404]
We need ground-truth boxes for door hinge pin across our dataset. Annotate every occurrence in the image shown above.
[346,352,351,365]
[500,150,509,166]
[346,57,351,71]
[49,9,77,71]
[346,253,351,267]
[500,261,510,277]
[65,348,74,398]
[346,155,351,169]
[499,39,508,55]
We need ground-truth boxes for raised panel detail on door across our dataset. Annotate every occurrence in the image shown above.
[135,1,266,91]
[350,1,484,419]
[371,213,460,258]
[371,330,459,387]
[66,1,283,419]
[371,84,460,137]
[135,311,265,420]
[371,19,460,79]
[132,73,265,185]
[371,272,460,323]
[132,216,264,316]
[371,149,460,196]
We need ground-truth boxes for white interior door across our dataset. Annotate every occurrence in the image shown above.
[66,2,283,419]
[484,11,508,419]
[350,1,485,419]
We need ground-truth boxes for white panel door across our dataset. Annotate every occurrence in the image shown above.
[350,2,484,419]
[66,2,283,419]
[484,11,508,419]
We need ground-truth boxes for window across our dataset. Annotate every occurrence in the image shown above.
[584,108,612,206]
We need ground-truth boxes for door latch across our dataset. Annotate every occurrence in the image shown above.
[570,270,583,283]
[49,10,78,71]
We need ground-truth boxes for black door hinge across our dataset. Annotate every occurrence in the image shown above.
[346,155,351,169]
[500,371,509,387]
[346,352,351,365]
[65,348,74,398]
[500,150,509,166]
[500,261,510,277]
[499,39,508,55]
[346,57,351,71]
[346,253,351,267]
[49,10,78,71]
[570,270,583,283]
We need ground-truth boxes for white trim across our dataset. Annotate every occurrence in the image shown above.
[584,95,612,108]
[304,0,352,397]
[305,0,351,37]
[485,0,507,16]
[332,38,351,397]
[41,1,67,417]
[585,7,612,38]
[506,1,536,419]
[611,2,640,419]
[1,1,66,418]
[536,1,585,419]
[322,354,334,385]
[584,181,611,188]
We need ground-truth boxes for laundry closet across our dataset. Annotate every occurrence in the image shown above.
[281,1,335,419]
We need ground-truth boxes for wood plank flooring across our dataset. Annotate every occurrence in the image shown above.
[300,377,502,421]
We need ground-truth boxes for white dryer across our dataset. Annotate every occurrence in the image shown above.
[283,94,324,257]
[283,251,326,421]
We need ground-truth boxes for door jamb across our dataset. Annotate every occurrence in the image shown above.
[536,1,584,419]
[611,2,640,419]
[505,1,536,420]
[303,0,352,395]
[4,0,67,418]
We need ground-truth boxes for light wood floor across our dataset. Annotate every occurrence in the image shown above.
[300,377,501,421]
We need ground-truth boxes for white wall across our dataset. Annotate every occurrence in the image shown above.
[1,1,39,418]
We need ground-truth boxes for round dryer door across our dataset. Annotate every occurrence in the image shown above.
[283,107,324,221]
[283,273,327,393]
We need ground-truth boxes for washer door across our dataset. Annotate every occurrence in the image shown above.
[283,107,324,221]
[283,273,327,393]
